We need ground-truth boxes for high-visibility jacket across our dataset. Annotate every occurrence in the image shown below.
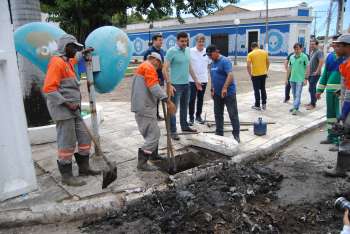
[43,55,81,121]
[317,52,345,93]
[131,61,167,118]
[340,57,350,90]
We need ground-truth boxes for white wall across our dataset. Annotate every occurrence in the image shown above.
[0,1,37,201]
[288,23,311,55]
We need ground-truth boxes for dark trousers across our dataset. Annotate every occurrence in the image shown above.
[213,93,240,137]
[285,80,291,101]
[251,75,267,107]
[308,75,320,106]
[189,82,207,120]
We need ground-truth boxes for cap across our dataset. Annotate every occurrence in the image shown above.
[57,34,84,55]
[147,52,162,63]
[333,34,350,44]
[204,44,219,56]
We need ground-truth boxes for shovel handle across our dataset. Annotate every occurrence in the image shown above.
[72,108,115,170]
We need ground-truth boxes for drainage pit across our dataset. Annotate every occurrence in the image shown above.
[154,147,228,175]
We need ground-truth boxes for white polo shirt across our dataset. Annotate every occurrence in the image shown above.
[189,46,210,83]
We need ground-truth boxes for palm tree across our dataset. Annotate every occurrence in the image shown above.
[10,0,51,127]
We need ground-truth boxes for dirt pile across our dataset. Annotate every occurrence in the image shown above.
[80,164,343,234]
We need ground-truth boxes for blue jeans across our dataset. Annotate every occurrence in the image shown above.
[170,84,190,133]
[213,93,240,137]
[291,81,303,110]
[308,75,320,106]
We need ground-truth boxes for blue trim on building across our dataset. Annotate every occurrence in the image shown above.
[128,20,311,36]
[128,19,309,57]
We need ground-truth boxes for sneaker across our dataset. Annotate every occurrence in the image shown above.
[234,135,240,143]
[289,108,294,113]
[320,139,332,144]
[262,104,266,110]
[304,103,312,107]
[182,127,197,133]
[195,116,205,124]
[329,145,339,152]
[306,105,316,110]
[283,99,290,103]
[171,133,180,141]
[292,109,298,115]
[188,118,194,126]
[157,116,165,121]
[251,106,261,111]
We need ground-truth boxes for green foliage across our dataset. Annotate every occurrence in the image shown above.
[40,0,239,41]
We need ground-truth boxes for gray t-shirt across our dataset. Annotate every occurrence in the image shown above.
[309,49,324,74]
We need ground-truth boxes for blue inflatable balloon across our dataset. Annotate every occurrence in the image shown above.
[14,22,66,72]
[85,26,133,93]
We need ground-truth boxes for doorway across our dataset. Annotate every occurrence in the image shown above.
[247,30,259,53]
[211,33,229,56]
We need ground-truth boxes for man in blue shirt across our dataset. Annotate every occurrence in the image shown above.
[143,34,166,120]
[206,45,240,143]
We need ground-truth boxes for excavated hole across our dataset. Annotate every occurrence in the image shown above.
[154,147,227,175]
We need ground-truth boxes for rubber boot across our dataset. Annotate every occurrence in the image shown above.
[149,146,165,161]
[324,154,348,178]
[137,148,158,171]
[74,153,101,176]
[57,161,86,186]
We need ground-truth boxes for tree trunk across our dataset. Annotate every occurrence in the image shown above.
[10,0,52,127]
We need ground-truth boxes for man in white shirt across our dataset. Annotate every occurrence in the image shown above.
[189,34,210,125]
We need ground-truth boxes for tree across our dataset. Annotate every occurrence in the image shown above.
[10,0,52,127]
[40,0,240,42]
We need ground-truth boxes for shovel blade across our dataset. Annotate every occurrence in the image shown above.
[102,166,117,189]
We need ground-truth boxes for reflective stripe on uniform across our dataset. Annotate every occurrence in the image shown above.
[78,144,91,150]
[58,148,75,160]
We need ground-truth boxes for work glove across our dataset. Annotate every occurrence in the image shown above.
[341,101,350,121]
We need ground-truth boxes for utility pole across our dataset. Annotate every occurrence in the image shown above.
[265,0,269,51]
[324,0,334,56]
[336,0,345,34]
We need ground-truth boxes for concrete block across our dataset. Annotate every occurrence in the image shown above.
[189,133,239,157]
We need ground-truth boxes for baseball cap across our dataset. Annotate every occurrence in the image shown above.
[57,34,84,55]
[204,44,219,56]
[333,34,350,44]
[147,52,163,63]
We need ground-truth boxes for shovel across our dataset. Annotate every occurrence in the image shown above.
[73,109,117,189]
[161,101,177,173]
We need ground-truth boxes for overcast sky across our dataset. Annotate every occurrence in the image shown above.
[233,0,350,36]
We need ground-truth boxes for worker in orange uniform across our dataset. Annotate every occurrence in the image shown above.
[43,34,99,186]
[131,52,176,171]
[336,34,350,121]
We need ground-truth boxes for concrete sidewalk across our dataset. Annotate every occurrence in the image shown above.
[0,85,327,227]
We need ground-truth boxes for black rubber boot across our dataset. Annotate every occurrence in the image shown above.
[324,154,348,178]
[74,153,100,176]
[57,160,86,186]
[137,148,158,171]
[149,146,165,161]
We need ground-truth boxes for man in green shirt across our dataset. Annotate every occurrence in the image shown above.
[287,43,309,115]
[163,32,202,140]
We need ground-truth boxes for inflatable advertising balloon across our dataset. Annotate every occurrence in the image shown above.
[14,22,66,73]
[85,26,133,93]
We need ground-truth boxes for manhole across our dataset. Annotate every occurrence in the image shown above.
[154,147,227,175]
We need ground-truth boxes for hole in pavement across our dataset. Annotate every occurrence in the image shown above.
[154,147,227,175]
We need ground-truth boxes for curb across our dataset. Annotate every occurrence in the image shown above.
[0,116,325,228]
